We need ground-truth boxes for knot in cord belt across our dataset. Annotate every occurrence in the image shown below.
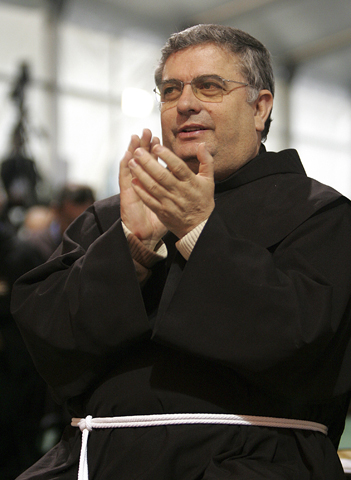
[78,415,93,433]
[71,413,328,480]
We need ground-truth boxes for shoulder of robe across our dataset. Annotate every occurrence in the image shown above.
[92,194,121,233]
[214,173,350,248]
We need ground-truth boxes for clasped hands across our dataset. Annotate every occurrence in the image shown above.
[119,129,215,250]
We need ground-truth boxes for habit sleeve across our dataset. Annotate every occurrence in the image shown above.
[11,200,153,402]
[152,197,351,404]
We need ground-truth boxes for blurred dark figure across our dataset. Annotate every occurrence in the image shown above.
[0,63,43,229]
[22,184,95,260]
[0,216,47,479]
[1,152,41,210]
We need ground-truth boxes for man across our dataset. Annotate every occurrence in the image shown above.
[11,24,351,480]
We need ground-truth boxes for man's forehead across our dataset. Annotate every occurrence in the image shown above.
[162,44,241,80]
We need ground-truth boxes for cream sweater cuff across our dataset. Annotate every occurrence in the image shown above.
[175,219,208,260]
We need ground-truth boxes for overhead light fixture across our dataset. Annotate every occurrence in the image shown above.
[121,88,154,118]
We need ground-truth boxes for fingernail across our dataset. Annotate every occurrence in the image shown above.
[129,159,138,169]
[153,145,162,154]
[134,148,142,157]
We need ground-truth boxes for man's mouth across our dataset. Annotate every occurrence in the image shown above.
[177,125,208,136]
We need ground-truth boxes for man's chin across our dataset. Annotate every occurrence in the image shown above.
[171,142,210,173]
[182,157,200,174]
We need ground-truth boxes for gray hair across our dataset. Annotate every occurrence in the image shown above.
[155,24,274,141]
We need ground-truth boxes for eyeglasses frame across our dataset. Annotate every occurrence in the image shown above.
[153,74,253,107]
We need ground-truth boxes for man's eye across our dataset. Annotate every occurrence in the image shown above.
[196,81,224,97]
[201,82,222,90]
[162,84,181,98]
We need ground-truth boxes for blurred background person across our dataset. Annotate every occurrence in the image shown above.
[22,183,95,260]
[21,205,54,235]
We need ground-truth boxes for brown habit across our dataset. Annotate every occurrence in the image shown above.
[11,147,351,479]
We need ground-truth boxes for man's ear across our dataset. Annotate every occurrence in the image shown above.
[254,90,273,133]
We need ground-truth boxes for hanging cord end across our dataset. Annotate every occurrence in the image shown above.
[71,418,81,427]
[75,416,93,480]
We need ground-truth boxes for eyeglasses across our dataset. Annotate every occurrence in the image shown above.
[153,74,251,108]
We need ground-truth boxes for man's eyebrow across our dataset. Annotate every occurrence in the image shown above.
[159,78,180,83]
[161,74,223,81]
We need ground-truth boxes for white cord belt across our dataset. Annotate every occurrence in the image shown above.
[71,413,328,480]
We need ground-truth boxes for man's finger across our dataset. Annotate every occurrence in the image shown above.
[119,150,133,190]
[140,129,152,149]
[129,151,172,198]
[152,145,194,181]
[150,136,161,160]
[127,135,141,154]
[197,143,214,180]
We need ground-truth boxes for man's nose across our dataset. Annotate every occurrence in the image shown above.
[177,84,202,113]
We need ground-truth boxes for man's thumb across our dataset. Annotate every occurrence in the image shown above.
[197,143,214,178]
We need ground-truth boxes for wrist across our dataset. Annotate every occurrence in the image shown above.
[121,222,164,251]
[121,221,167,266]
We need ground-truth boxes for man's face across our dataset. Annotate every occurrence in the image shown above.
[160,43,269,181]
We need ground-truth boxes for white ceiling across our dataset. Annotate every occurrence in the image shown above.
[3,0,351,88]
